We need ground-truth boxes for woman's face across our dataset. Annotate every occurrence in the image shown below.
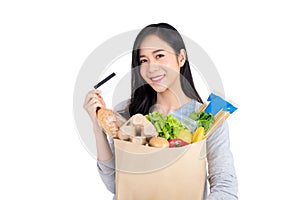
[139,34,185,93]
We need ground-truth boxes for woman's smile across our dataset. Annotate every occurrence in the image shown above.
[149,74,166,83]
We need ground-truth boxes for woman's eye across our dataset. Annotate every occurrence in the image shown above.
[156,54,164,59]
[140,59,147,64]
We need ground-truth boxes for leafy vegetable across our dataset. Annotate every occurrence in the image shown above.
[188,111,215,133]
[145,111,186,140]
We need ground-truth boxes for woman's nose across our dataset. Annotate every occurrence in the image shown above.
[148,59,159,73]
[148,64,160,73]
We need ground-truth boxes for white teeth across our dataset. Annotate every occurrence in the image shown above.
[151,75,164,81]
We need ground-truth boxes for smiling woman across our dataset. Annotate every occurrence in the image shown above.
[138,35,188,111]
[130,23,203,116]
[83,23,238,200]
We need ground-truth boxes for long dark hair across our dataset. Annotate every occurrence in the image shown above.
[129,23,203,116]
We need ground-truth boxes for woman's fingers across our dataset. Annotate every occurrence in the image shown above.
[86,97,104,109]
[84,90,105,108]
[84,100,103,121]
[83,89,107,122]
[84,90,98,105]
[97,95,106,108]
[87,103,102,115]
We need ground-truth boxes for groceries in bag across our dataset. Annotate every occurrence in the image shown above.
[97,93,238,147]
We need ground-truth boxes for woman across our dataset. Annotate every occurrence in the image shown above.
[83,23,238,199]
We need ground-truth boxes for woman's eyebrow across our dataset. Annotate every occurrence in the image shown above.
[152,49,165,54]
[139,49,165,58]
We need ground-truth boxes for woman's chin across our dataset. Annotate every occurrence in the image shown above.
[151,84,168,93]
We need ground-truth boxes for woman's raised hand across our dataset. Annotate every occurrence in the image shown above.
[83,90,106,125]
[84,90,113,160]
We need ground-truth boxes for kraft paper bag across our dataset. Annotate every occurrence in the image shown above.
[114,139,207,200]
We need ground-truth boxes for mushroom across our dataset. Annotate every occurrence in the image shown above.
[119,114,158,145]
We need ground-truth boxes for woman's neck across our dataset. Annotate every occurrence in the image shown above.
[156,87,191,115]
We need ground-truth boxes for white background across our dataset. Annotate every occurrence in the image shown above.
[1,1,299,199]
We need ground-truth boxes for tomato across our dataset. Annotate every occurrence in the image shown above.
[168,139,189,148]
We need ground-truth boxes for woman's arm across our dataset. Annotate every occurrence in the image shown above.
[83,89,113,161]
[94,125,113,161]
[83,90,116,194]
[95,126,116,194]
[206,121,238,200]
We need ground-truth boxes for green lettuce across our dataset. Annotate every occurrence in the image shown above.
[145,111,185,140]
[188,111,215,133]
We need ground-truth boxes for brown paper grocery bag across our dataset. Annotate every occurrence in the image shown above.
[114,139,207,200]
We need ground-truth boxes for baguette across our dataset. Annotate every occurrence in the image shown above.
[214,110,224,122]
[205,111,230,138]
[97,108,126,138]
[197,103,207,112]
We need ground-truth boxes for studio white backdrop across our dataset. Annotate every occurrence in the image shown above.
[0,1,299,199]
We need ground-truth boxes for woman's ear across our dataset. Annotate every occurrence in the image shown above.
[178,49,186,67]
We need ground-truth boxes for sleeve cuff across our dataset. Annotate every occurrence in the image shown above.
[97,155,115,173]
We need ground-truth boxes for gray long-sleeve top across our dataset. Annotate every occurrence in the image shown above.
[97,100,238,200]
